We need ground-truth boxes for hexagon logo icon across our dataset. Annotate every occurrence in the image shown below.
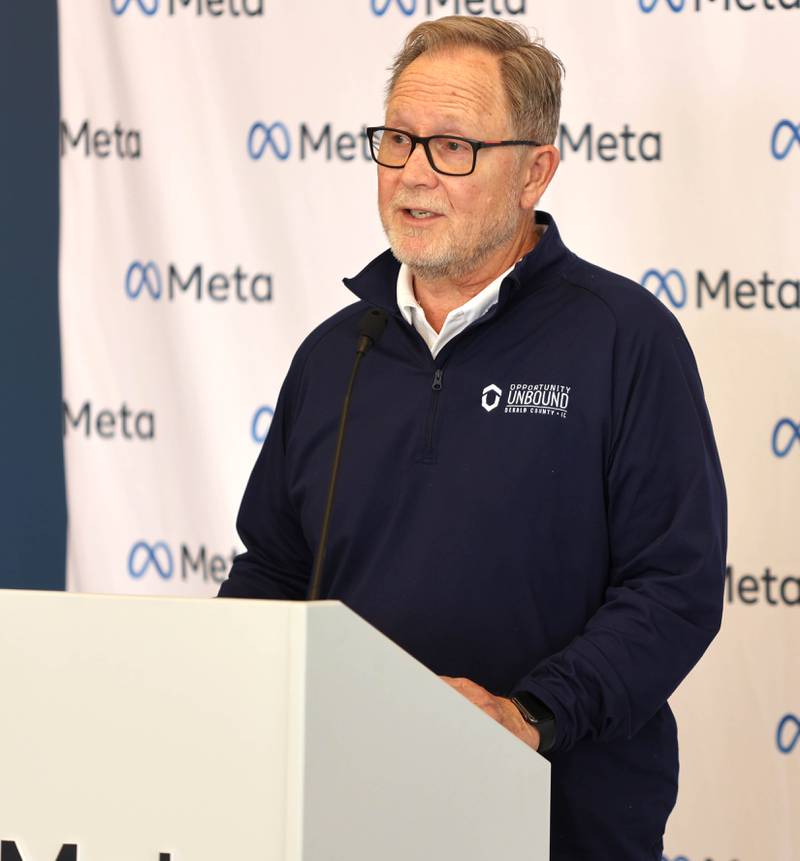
[481,383,503,413]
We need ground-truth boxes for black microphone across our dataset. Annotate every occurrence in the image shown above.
[307,308,388,601]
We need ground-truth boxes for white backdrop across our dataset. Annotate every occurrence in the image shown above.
[58,1,799,858]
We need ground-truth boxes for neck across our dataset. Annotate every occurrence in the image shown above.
[411,217,541,334]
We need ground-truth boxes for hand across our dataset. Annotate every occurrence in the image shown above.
[440,675,540,752]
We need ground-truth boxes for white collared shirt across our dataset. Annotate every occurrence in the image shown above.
[396,263,513,359]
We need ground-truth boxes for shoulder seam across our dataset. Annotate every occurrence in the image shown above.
[558,256,621,331]
[558,255,677,336]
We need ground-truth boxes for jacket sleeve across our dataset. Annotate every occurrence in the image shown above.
[218,362,313,600]
[511,311,727,752]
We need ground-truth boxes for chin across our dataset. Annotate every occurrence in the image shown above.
[390,239,443,270]
[391,246,466,281]
[385,224,444,265]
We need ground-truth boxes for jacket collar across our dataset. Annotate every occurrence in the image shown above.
[343,210,572,315]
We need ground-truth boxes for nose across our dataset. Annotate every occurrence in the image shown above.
[400,141,439,189]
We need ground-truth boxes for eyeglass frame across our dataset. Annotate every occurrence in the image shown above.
[365,125,544,177]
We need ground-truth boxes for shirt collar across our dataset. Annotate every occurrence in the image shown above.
[395,263,418,324]
[395,262,510,329]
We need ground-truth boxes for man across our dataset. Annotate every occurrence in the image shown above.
[219,16,726,860]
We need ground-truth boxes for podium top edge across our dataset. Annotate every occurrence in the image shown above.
[0,588,342,610]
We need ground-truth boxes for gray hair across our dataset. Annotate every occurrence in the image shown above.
[387,15,564,144]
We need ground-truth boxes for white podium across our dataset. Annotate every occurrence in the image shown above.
[0,590,549,861]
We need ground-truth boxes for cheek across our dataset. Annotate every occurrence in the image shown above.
[377,170,398,210]
[447,180,485,218]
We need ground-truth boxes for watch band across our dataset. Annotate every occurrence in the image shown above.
[510,692,557,754]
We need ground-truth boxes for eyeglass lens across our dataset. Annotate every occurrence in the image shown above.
[371,128,474,175]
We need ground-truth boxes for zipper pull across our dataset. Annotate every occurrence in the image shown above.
[432,369,444,391]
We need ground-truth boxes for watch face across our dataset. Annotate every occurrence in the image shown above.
[512,697,537,724]
[513,693,554,723]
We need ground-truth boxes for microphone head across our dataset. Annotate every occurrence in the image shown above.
[357,308,388,352]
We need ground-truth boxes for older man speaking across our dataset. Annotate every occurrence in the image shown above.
[219,16,726,860]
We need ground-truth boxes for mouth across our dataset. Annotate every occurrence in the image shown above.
[399,208,443,223]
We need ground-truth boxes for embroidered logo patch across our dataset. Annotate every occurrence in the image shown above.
[482,383,571,419]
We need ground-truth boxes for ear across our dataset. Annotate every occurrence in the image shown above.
[519,145,560,210]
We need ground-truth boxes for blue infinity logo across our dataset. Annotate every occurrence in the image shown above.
[247,122,292,160]
[771,119,800,160]
[128,541,173,579]
[111,0,159,15]
[125,261,162,300]
[639,0,686,11]
[371,0,416,14]
[776,713,800,753]
[772,418,800,458]
[251,405,274,444]
[641,268,688,308]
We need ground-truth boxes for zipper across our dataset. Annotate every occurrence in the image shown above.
[423,368,444,461]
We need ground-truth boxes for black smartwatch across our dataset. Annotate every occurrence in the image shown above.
[510,691,556,754]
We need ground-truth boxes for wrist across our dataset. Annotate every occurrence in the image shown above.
[524,721,541,751]
[510,692,556,754]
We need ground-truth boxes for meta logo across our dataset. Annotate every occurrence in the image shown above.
[771,119,800,160]
[559,123,661,162]
[776,713,800,754]
[247,121,372,163]
[128,541,238,584]
[725,564,800,606]
[0,844,171,861]
[370,0,526,16]
[125,261,273,303]
[251,405,274,443]
[642,269,800,310]
[111,0,264,16]
[772,418,800,458]
[60,120,140,159]
[129,541,173,579]
[481,384,502,413]
[63,401,155,441]
[248,122,292,160]
[126,262,162,299]
[641,0,799,11]
[642,269,687,308]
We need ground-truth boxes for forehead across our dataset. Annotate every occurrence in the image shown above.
[386,47,509,134]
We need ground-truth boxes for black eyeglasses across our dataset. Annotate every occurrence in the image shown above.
[365,126,543,177]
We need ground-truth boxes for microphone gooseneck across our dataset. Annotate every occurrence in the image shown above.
[308,308,388,601]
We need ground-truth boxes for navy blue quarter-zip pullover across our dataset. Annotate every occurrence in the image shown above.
[219,212,727,861]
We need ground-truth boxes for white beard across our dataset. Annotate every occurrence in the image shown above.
[380,178,524,282]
